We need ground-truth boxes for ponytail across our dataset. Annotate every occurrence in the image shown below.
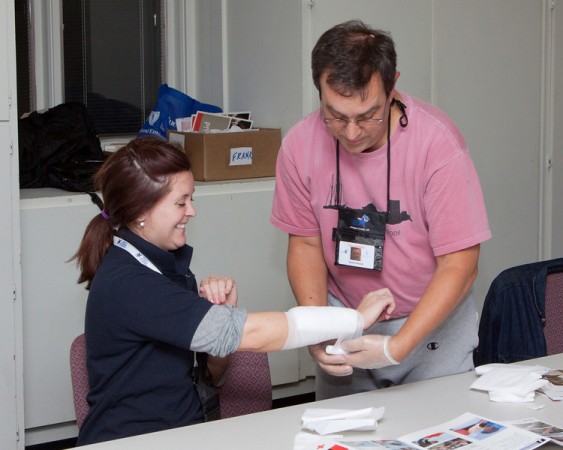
[71,211,115,289]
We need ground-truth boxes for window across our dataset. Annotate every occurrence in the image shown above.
[14,0,33,118]
[15,0,165,135]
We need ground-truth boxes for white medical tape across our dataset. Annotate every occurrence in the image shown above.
[281,306,364,350]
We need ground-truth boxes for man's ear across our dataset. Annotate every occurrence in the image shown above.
[392,71,401,91]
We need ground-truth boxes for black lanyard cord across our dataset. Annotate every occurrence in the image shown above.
[385,102,392,217]
[336,140,342,206]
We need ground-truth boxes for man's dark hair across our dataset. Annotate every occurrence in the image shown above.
[312,20,397,99]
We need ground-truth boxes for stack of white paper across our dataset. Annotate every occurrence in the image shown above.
[301,407,384,435]
[471,363,549,402]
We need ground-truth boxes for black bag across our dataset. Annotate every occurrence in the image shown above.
[192,352,221,422]
[18,102,107,192]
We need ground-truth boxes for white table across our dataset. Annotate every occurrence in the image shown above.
[77,353,563,449]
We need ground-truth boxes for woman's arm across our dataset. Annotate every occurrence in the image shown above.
[238,289,395,353]
[199,276,238,383]
[194,278,395,359]
[237,311,288,352]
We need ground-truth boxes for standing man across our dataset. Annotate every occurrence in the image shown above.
[270,20,491,399]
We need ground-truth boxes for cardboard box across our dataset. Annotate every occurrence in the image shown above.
[167,128,281,181]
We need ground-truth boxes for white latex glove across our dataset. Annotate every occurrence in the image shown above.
[339,335,400,370]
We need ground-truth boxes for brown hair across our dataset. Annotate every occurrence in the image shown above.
[311,20,397,99]
[72,136,192,288]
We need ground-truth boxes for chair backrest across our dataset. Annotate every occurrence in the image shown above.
[69,333,90,429]
[545,270,563,355]
[474,258,563,366]
[69,335,272,425]
[219,351,272,419]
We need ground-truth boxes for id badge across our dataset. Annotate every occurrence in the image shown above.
[332,205,386,271]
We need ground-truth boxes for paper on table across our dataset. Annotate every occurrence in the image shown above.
[301,407,384,435]
[471,364,549,402]
[293,432,344,450]
[540,384,563,401]
[398,412,548,450]
[540,369,563,401]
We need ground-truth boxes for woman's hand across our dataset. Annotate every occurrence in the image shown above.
[356,288,395,329]
[199,275,238,306]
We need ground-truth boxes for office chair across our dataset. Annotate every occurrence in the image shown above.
[474,258,563,366]
[544,270,563,354]
[69,333,90,429]
[70,335,272,426]
[219,351,272,419]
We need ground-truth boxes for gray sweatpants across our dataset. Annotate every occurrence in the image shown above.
[315,291,479,400]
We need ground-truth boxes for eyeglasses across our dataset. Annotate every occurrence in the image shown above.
[322,113,385,130]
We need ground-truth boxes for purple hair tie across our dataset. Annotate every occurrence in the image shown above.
[101,210,110,220]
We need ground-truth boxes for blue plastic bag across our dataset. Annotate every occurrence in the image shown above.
[138,84,222,140]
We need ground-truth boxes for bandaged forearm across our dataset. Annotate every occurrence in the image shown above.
[281,306,364,350]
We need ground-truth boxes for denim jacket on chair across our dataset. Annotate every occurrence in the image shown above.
[473,258,563,366]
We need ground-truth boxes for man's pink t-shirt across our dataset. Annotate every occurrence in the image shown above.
[271,92,491,318]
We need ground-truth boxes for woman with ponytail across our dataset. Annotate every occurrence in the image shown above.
[72,136,394,446]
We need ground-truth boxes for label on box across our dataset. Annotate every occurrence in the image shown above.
[230,147,253,166]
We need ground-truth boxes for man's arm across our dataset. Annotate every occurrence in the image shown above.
[286,234,359,375]
[388,244,480,361]
[342,244,480,368]
[287,234,328,306]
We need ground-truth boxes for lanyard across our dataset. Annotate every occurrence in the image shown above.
[113,236,162,274]
[114,236,202,363]
[330,98,408,217]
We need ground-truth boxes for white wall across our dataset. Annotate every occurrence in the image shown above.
[221,0,304,132]
[551,0,563,257]
[309,0,433,105]
[433,0,546,301]
[194,0,224,108]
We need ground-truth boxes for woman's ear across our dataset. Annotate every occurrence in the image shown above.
[134,216,146,229]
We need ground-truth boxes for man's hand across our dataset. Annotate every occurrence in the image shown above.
[309,342,353,376]
[199,275,238,306]
[340,334,400,369]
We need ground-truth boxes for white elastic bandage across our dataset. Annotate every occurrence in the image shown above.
[282,306,364,350]
[383,335,400,365]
